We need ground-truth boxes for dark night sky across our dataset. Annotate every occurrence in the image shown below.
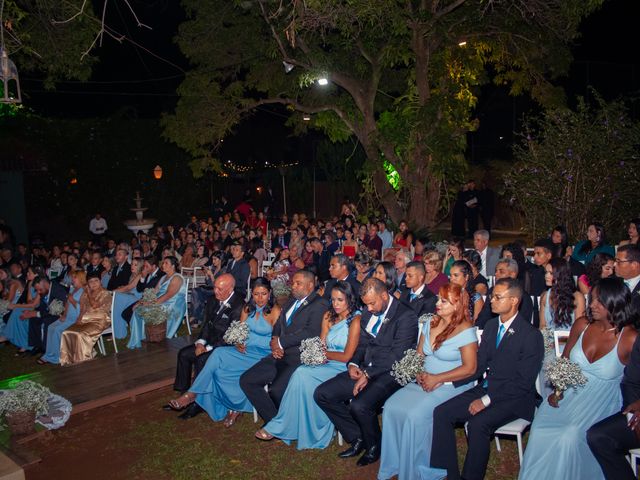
[20,0,640,165]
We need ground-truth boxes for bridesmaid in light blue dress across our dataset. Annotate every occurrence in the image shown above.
[127,257,187,349]
[520,278,638,480]
[379,282,478,480]
[39,271,86,364]
[256,280,361,448]
[0,266,41,353]
[111,258,143,339]
[167,277,280,426]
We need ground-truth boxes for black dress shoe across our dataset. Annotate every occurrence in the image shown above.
[178,403,203,420]
[162,404,174,411]
[338,438,364,458]
[356,444,381,467]
[28,348,43,357]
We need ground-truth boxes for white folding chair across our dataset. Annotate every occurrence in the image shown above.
[553,330,570,358]
[260,260,273,277]
[629,447,640,475]
[183,277,192,336]
[98,293,119,355]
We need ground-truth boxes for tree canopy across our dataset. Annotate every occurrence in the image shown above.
[164,0,604,226]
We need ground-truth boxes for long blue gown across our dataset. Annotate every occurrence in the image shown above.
[41,287,84,364]
[112,290,141,339]
[541,288,575,397]
[191,306,272,420]
[3,287,34,351]
[519,325,625,480]
[263,317,352,450]
[378,323,478,480]
[127,273,187,349]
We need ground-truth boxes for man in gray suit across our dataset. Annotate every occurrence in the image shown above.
[474,230,500,278]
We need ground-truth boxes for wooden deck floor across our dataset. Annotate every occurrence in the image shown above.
[0,336,192,415]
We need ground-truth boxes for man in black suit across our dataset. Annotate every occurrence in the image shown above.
[85,250,105,277]
[399,261,436,317]
[431,278,543,480]
[587,244,640,479]
[240,270,328,423]
[23,275,68,354]
[172,273,244,418]
[271,225,291,250]
[310,237,331,283]
[529,238,555,296]
[121,256,164,324]
[314,278,418,467]
[322,254,360,301]
[225,241,251,299]
[475,258,534,328]
[107,248,131,291]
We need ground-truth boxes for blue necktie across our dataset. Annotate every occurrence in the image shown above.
[286,300,301,325]
[409,292,417,301]
[496,323,506,348]
[371,315,383,336]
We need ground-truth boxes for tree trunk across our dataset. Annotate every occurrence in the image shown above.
[372,169,404,224]
[406,171,440,228]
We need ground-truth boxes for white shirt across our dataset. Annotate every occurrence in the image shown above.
[89,217,108,235]
[477,247,488,277]
[626,273,640,294]
[364,297,394,335]
[278,294,310,349]
[481,313,518,407]
[410,284,426,298]
[196,292,235,350]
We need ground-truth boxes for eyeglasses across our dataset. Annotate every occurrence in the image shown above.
[615,258,632,264]
[490,294,512,301]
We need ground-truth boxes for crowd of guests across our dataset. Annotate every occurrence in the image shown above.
[2,211,640,479]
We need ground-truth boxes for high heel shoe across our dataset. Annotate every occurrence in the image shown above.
[223,411,242,428]
[166,393,195,411]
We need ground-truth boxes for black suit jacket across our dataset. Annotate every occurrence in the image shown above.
[107,262,132,291]
[350,298,418,380]
[198,292,245,348]
[135,269,165,293]
[475,286,534,329]
[86,264,105,276]
[457,313,543,420]
[622,334,640,409]
[399,288,437,318]
[36,282,68,322]
[271,233,291,250]
[273,291,329,359]
[322,276,361,301]
[226,258,251,296]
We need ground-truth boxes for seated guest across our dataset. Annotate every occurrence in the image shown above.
[540,257,586,330]
[257,281,361,448]
[530,238,555,296]
[571,222,615,266]
[520,278,638,480]
[172,273,243,395]
[59,273,112,365]
[39,271,86,365]
[379,283,478,480]
[240,270,328,424]
[443,238,464,276]
[501,242,533,293]
[24,275,68,355]
[372,261,398,295]
[399,261,437,317]
[392,220,413,249]
[321,254,360,301]
[110,258,144,339]
[100,256,114,289]
[314,278,418,467]
[423,250,448,295]
[462,249,489,296]
[618,218,640,247]
[340,228,358,259]
[0,266,42,353]
[578,252,614,295]
[475,259,534,328]
[106,248,131,291]
[473,229,500,278]
[449,260,484,322]
[354,252,375,284]
[119,256,163,331]
[127,256,187,349]
[225,241,251,299]
[550,225,586,278]
[393,250,412,295]
[85,250,104,276]
[189,251,225,326]
[431,278,543,480]
[61,253,80,286]
[166,277,280,422]
[364,223,382,259]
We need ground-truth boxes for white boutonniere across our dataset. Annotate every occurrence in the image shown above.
[381,316,390,325]
[508,328,515,336]
[416,293,423,300]
[301,299,308,308]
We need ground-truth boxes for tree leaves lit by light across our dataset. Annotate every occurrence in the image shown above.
[384,159,400,191]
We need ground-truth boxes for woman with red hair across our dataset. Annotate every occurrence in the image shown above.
[378,283,478,480]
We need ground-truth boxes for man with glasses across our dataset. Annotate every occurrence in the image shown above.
[431,278,543,480]
[614,244,640,302]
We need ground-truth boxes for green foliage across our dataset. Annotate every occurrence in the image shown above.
[504,94,640,240]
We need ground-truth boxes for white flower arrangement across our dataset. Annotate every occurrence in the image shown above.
[0,381,52,418]
[47,299,65,316]
[0,299,10,316]
[300,337,327,366]
[137,288,169,326]
[544,356,588,396]
[542,327,555,354]
[419,313,435,325]
[223,320,250,346]
[272,281,292,299]
[141,288,158,303]
[390,348,425,386]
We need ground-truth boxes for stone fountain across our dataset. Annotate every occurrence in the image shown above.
[123,191,157,235]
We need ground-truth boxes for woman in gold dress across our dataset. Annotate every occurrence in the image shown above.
[59,272,112,366]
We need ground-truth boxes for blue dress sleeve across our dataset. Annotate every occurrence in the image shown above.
[451,327,478,349]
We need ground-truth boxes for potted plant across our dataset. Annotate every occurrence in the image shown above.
[0,381,51,436]
[138,289,169,343]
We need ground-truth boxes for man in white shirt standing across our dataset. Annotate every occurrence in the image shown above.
[89,213,108,246]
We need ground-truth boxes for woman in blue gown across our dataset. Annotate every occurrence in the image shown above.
[0,266,42,353]
[167,277,280,425]
[127,256,187,349]
[39,270,86,364]
[111,258,143,339]
[378,282,478,480]
[256,280,361,448]
[519,277,639,480]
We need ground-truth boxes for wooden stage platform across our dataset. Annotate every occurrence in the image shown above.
[0,336,192,415]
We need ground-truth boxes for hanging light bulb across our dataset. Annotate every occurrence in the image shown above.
[282,61,294,73]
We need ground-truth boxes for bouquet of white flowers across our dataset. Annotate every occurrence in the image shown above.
[141,288,157,303]
[545,356,588,396]
[48,299,65,316]
[300,337,327,366]
[272,281,292,299]
[0,299,10,316]
[0,381,52,418]
[542,327,555,354]
[390,349,425,386]
[223,320,250,346]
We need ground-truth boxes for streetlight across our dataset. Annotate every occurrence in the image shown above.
[153,165,163,180]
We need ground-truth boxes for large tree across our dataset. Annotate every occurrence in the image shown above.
[164,0,603,226]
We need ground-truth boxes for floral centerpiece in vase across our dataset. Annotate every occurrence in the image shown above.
[137,288,169,342]
[0,381,51,436]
